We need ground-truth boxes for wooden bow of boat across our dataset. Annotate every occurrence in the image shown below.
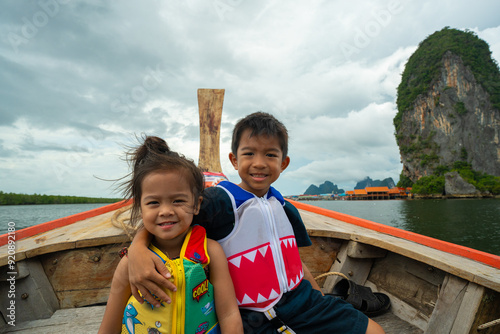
[1,89,499,334]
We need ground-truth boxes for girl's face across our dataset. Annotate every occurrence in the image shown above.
[140,170,202,247]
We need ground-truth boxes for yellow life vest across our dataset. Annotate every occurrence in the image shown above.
[122,225,220,334]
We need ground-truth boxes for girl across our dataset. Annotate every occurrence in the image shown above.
[99,136,243,334]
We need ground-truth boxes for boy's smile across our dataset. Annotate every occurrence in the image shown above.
[229,129,290,197]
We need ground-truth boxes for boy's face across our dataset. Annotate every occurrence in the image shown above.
[229,129,290,197]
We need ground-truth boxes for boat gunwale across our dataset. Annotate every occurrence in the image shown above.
[2,198,498,270]
[290,199,500,270]
[0,199,132,247]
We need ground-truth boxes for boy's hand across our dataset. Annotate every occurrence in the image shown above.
[128,242,177,307]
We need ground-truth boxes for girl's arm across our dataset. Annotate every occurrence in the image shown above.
[98,256,131,334]
[302,260,324,295]
[207,239,243,334]
[127,227,176,307]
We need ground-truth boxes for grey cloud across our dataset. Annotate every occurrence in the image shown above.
[1,0,499,197]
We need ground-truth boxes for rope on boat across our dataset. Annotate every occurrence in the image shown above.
[111,204,136,241]
[314,271,349,281]
[478,318,500,331]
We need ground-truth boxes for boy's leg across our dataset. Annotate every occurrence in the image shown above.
[240,309,275,334]
[275,281,369,333]
[240,308,385,334]
[366,319,385,334]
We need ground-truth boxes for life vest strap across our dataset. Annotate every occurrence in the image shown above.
[264,308,296,334]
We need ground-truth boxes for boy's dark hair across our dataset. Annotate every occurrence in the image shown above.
[121,135,204,229]
[231,112,288,159]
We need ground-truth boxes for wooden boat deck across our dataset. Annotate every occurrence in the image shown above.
[1,203,498,333]
[1,305,423,334]
[2,305,106,334]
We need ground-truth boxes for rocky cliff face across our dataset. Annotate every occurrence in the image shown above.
[397,51,500,181]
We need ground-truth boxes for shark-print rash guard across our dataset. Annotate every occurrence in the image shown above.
[212,181,310,311]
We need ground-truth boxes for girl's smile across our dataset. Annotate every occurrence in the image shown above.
[140,170,202,253]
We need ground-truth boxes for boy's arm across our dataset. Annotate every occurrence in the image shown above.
[127,227,176,307]
[302,260,324,295]
[98,257,131,334]
[207,239,244,334]
[283,202,322,293]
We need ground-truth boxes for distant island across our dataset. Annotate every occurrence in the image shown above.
[354,177,395,189]
[303,177,395,195]
[304,181,344,195]
[0,191,123,205]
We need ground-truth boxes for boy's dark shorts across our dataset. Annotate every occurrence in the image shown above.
[240,280,369,334]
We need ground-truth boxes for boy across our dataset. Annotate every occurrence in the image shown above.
[128,112,385,333]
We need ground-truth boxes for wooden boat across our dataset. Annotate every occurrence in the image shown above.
[0,89,499,334]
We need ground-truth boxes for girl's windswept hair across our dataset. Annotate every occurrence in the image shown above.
[120,135,204,229]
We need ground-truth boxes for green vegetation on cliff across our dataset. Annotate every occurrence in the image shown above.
[410,175,445,195]
[400,162,500,195]
[394,27,500,132]
[0,191,122,205]
[397,172,413,188]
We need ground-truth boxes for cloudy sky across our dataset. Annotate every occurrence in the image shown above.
[1,0,500,198]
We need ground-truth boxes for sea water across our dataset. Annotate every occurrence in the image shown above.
[1,199,499,255]
[301,198,500,255]
[0,203,110,230]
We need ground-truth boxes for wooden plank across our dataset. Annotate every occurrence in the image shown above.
[368,252,442,320]
[322,240,374,292]
[468,288,500,334]
[300,235,342,287]
[0,260,29,281]
[365,280,428,331]
[1,305,424,334]
[0,259,59,323]
[299,209,500,293]
[373,311,423,334]
[404,259,444,287]
[0,210,129,267]
[450,283,483,334]
[198,88,224,173]
[41,243,126,308]
[2,303,426,334]
[347,241,387,259]
[0,305,106,333]
[426,274,468,333]
[0,200,131,246]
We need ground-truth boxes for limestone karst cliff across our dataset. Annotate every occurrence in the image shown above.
[394,28,500,194]
[304,181,344,195]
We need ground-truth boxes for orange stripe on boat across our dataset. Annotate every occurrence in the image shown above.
[289,199,500,269]
[0,199,132,246]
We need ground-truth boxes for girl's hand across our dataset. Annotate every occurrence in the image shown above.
[127,228,177,307]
